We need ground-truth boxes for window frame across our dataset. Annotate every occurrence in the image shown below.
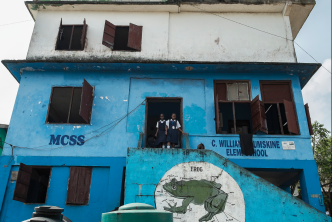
[55,18,87,51]
[13,163,52,204]
[260,80,300,135]
[214,80,252,134]
[45,80,94,125]
[102,21,143,52]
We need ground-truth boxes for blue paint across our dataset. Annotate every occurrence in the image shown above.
[0,61,325,221]
[125,148,329,221]
[0,156,125,222]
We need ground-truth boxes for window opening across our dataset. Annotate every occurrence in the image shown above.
[264,104,282,134]
[46,79,94,124]
[13,163,51,204]
[215,81,252,134]
[120,167,126,206]
[260,81,299,135]
[56,19,87,51]
[102,21,142,51]
[113,27,131,51]
[145,98,182,148]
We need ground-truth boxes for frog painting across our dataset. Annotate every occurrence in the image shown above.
[163,178,228,222]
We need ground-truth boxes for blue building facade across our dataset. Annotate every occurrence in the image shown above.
[0,0,329,221]
[0,61,327,221]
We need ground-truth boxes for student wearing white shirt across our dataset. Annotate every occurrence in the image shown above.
[166,113,187,148]
[155,114,167,148]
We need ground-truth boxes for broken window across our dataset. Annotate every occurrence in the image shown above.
[102,21,142,51]
[214,81,254,134]
[13,163,51,204]
[66,167,92,205]
[56,19,87,51]
[46,79,94,124]
[260,81,300,135]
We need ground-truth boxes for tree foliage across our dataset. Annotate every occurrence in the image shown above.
[312,121,332,215]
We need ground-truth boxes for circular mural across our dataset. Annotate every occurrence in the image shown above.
[154,162,245,222]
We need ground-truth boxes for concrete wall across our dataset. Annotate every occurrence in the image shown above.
[0,156,125,222]
[125,148,329,220]
[2,68,313,161]
[27,11,296,62]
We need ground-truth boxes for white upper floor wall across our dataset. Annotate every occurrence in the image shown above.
[25,1,315,63]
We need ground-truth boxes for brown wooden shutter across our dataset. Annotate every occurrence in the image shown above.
[284,100,300,135]
[127,23,143,51]
[81,19,88,50]
[250,95,268,134]
[102,20,116,50]
[304,103,313,135]
[13,163,32,203]
[66,167,92,205]
[79,79,94,124]
[216,83,227,100]
[261,83,292,102]
[215,94,220,133]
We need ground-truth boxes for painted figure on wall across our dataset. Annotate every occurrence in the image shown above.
[163,178,228,222]
[166,113,187,148]
[155,114,167,148]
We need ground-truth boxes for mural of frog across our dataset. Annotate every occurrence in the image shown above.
[163,178,228,222]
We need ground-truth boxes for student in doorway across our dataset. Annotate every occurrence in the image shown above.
[155,114,167,148]
[166,113,187,148]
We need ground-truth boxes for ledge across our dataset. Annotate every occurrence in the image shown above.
[1,60,320,89]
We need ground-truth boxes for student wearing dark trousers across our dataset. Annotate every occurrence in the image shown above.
[166,113,187,148]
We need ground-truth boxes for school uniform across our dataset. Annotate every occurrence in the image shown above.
[166,119,181,144]
[155,120,167,146]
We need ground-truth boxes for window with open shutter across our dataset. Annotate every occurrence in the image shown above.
[260,81,300,135]
[102,20,116,49]
[284,100,300,135]
[304,103,313,135]
[13,164,51,203]
[46,79,93,124]
[127,23,143,51]
[214,81,252,134]
[66,167,92,205]
[79,79,94,124]
[56,19,88,51]
[102,22,142,51]
[250,95,268,134]
[13,163,32,203]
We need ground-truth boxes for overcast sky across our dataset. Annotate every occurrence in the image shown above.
[0,0,331,132]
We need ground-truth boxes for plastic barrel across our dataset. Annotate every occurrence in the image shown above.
[102,203,173,222]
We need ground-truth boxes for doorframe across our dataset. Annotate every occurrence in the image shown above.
[144,97,183,148]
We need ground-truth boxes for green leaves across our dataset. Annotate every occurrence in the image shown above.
[312,121,331,214]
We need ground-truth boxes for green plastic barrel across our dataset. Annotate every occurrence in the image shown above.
[101,203,173,222]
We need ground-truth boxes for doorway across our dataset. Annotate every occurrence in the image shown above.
[145,98,182,148]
